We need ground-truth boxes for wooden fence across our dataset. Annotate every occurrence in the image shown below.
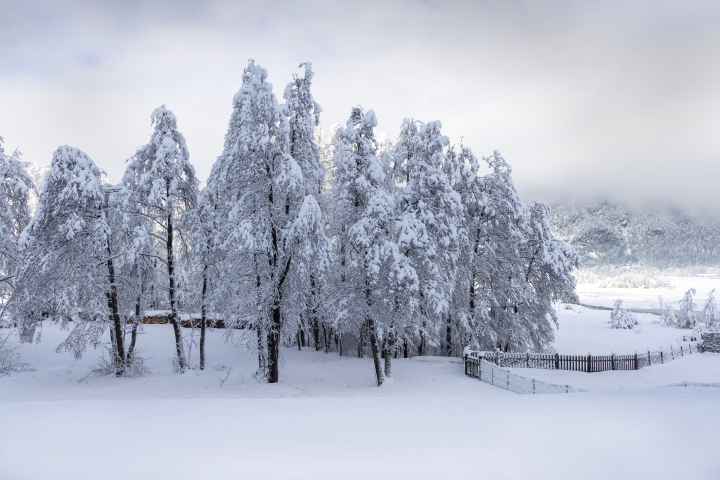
[466,342,699,373]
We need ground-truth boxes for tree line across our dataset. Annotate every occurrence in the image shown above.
[1,61,579,385]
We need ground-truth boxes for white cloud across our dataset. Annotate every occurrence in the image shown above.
[1,0,719,213]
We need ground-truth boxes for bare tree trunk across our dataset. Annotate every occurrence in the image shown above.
[200,266,207,370]
[166,210,186,373]
[105,241,125,376]
[323,323,329,353]
[126,291,141,365]
[446,313,452,356]
[357,321,367,358]
[312,319,320,351]
[268,304,281,383]
[384,327,394,378]
[257,326,267,375]
[368,317,384,386]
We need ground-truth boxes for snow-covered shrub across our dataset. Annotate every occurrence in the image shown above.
[701,289,720,329]
[610,299,637,329]
[658,296,677,327]
[676,288,697,329]
[0,333,33,375]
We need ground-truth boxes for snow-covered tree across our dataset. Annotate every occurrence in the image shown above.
[13,146,128,375]
[658,296,677,327]
[610,299,637,329]
[186,184,220,370]
[523,201,580,341]
[328,107,417,384]
[676,288,697,329]
[283,63,328,351]
[0,136,35,373]
[393,119,465,356]
[701,288,720,329]
[0,137,34,311]
[120,105,199,372]
[207,60,331,383]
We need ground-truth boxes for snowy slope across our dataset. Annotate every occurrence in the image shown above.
[2,313,720,480]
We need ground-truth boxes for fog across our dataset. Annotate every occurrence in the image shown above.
[1,0,719,214]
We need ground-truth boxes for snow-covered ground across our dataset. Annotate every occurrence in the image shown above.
[2,298,720,479]
[577,272,720,310]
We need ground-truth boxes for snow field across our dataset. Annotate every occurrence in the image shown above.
[3,302,720,479]
[577,273,720,310]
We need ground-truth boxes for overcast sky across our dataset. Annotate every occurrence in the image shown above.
[1,0,719,214]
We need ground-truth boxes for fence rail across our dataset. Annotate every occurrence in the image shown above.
[465,342,699,373]
[464,357,582,394]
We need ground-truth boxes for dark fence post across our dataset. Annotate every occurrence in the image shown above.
[660,350,664,364]
[555,353,560,370]
[464,354,468,376]
[648,349,652,366]
[611,353,615,371]
[634,352,638,370]
[587,354,591,373]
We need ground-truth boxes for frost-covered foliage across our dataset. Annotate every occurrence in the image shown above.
[206,60,331,383]
[701,289,720,329]
[6,62,578,384]
[394,120,465,356]
[119,105,198,372]
[0,333,33,375]
[658,296,677,327]
[443,147,578,354]
[610,299,637,329]
[12,146,130,375]
[328,107,417,384]
[676,288,697,329]
[0,137,34,314]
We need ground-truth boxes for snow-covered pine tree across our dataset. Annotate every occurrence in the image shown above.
[394,120,465,356]
[701,288,720,330]
[610,299,637,329]
[0,137,34,318]
[120,106,199,372]
[328,107,417,384]
[13,146,128,375]
[207,60,331,383]
[676,288,697,329]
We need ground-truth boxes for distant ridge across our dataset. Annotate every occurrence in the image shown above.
[548,201,720,268]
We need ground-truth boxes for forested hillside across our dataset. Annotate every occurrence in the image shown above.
[549,201,720,268]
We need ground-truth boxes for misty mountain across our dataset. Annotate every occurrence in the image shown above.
[549,201,720,268]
